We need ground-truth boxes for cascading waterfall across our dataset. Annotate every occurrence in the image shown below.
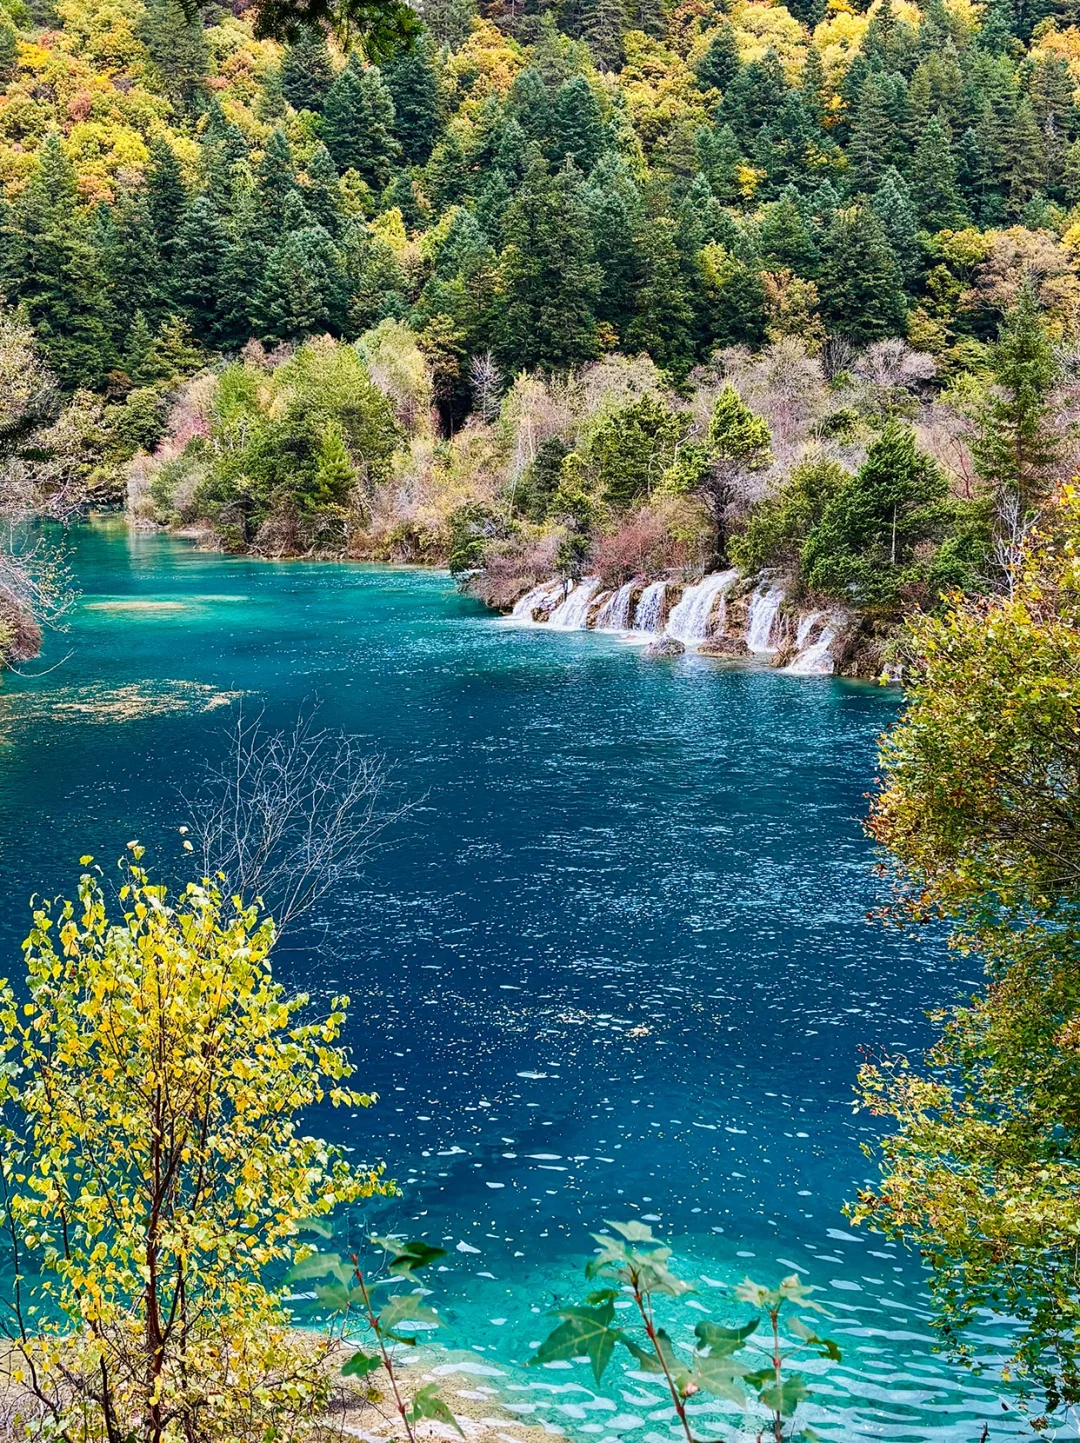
[510,580,564,620]
[786,616,837,675]
[793,610,826,650]
[595,580,638,632]
[745,584,785,654]
[548,576,602,629]
[632,581,667,633]
[665,570,739,646]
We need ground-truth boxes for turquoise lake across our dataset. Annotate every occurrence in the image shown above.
[0,520,1020,1441]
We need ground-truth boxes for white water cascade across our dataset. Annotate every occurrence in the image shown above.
[548,576,602,629]
[632,581,667,633]
[665,570,739,646]
[511,580,563,621]
[745,584,785,654]
[786,615,837,675]
[595,580,638,631]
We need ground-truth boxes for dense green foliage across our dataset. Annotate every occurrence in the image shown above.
[7,0,1080,401]
[855,492,1080,1421]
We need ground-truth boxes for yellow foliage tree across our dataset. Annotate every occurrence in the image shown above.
[0,848,389,1443]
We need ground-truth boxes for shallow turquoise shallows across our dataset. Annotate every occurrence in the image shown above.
[0,521,1017,1440]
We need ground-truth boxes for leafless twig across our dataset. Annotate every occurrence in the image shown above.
[185,708,413,931]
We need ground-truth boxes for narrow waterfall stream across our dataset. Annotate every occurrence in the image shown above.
[665,569,739,645]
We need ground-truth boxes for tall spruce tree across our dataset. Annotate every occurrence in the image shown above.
[549,76,607,170]
[909,115,967,230]
[173,195,232,345]
[280,23,334,112]
[495,157,601,373]
[146,138,186,275]
[818,205,907,343]
[383,39,442,164]
[9,131,112,387]
[323,55,400,189]
[695,21,740,93]
[580,0,628,71]
[871,169,921,284]
[972,281,1061,525]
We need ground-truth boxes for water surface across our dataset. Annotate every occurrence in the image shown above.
[0,522,1022,1440]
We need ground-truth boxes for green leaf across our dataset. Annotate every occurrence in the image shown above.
[315,1281,363,1312]
[288,1252,343,1281]
[695,1318,760,1355]
[341,1348,382,1379]
[409,1382,464,1437]
[371,1235,449,1275]
[778,1275,827,1313]
[692,1351,750,1404]
[298,1216,335,1238]
[585,1288,618,1306]
[622,1330,690,1392]
[630,1256,694,1298]
[528,1302,624,1384]
[605,1219,657,1243]
[758,1374,809,1417]
[788,1317,841,1361]
[376,1291,443,1336]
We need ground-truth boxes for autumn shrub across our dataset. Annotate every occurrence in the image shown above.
[593,497,713,586]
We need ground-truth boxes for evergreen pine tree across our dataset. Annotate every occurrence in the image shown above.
[584,154,642,337]
[625,216,697,376]
[104,193,168,337]
[847,75,893,193]
[972,281,1060,520]
[8,131,112,387]
[139,0,209,114]
[753,94,815,195]
[549,76,607,170]
[323,56,400,189]
[818,205,907,343]
[759,193,819,275]
[577,0,629,71]
[956,125,993,220]
[146,138,186,273]
[255,225,343,341]
[304,143,344,234]
[507,68,553,149]
[803,419,950,606]
[695,21,740,93]
[977,0,1016,50]
[1005,96,1048,216]
[422,0,476,48]
[253,127,300,243]
[495,158,601,373]
[1064,137,1080,204]
[721,50,788,145]
[871,168,921,284]
[383,38,442,165]
[800,44,828,131]
[696,123,743,203]
[280,23,334,112]
[909,115,967,230]
[173,195,231,345]
[312,420,356,508]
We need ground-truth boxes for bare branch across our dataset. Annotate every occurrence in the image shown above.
[185,707,412,930]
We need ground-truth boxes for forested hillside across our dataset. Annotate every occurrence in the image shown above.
[2,0,1079,658]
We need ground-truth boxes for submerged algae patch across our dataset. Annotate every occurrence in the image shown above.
[0,680,241,726]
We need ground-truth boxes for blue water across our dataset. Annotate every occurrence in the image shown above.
[0,521,1024,1440]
